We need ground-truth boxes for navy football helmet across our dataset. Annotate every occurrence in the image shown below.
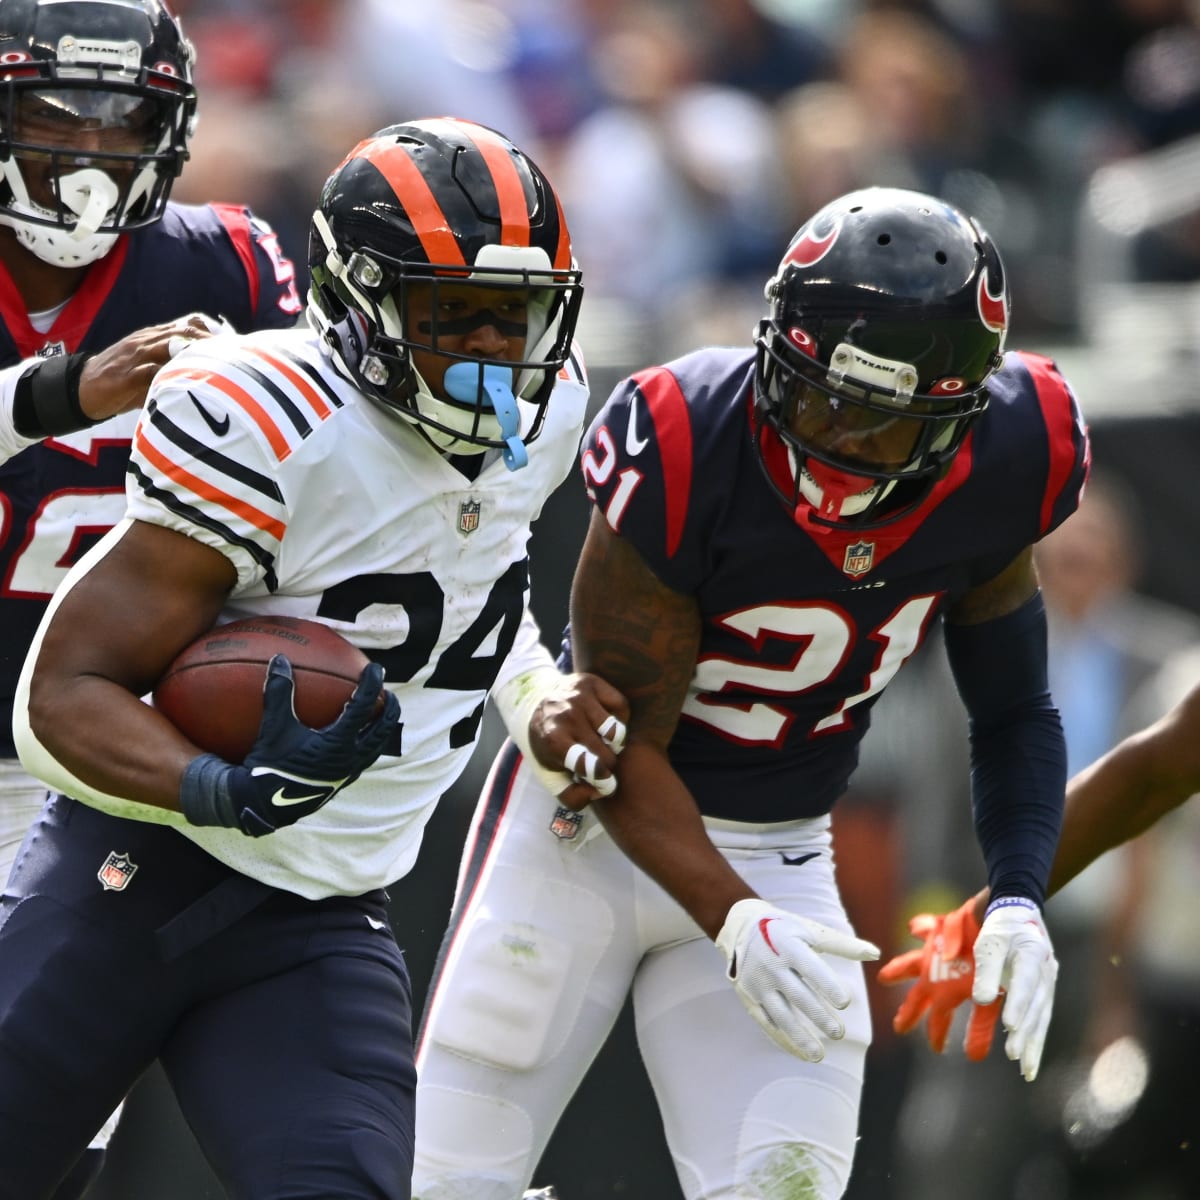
[753,187,1008,528]
[0,0,196,266]
[308,117,583,463]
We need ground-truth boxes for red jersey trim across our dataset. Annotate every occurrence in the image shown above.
[0,237,130,357]
[744,390,975,574]
[632,366,693,558]
[1015,351,1087,535]
[212,203,260,316]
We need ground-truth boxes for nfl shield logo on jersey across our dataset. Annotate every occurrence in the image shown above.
[548,805,582,840]
[458,499,482,535]
[97,851,138,892]
[842,540,875,577]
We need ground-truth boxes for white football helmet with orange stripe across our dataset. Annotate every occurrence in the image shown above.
[307,117,582,461]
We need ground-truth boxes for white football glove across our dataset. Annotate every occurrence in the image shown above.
[716,899,880,1061]
[971,896,1058,1082]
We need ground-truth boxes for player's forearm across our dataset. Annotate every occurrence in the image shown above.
[947,592,1066,906]
[969,701,1200,922]
[19,672,197,813]
[0,356,79,461]
[1049,714,1200,895]
[593,741,754,938]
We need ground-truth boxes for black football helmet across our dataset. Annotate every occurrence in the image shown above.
[308,117,583,463]
[0,0,196,267]
[753,186,1009,528]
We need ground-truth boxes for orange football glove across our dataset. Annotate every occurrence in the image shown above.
[876,896,1002,1060]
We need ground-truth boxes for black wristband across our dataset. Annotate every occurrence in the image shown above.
[12,353,94,438]
[179,752,238,829]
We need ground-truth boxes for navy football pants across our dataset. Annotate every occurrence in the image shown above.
[0,797,415,1199]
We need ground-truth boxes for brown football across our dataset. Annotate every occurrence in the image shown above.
[153,615,372,763]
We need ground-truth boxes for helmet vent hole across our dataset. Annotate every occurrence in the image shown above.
[877,233,891,245]
[935,250,948,264]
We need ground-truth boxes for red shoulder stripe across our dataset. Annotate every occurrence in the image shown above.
[1017,351,1088,535]
[212,203,259,315]
[631,366,693,558]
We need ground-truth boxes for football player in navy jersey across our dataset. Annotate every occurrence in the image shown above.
[412,188,1090,1200]
[3,115,624,1200]
[0,0,301,1195]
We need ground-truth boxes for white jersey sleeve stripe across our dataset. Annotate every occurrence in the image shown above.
[134,424,288,541]
[144,397,285,504]
[248,347,343,419]
[156,365,296,460]
[127,457,282,589]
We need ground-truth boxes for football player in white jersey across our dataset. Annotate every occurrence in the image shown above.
[2,117,623,1199]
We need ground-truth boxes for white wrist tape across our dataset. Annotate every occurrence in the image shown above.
[492,663,576,797]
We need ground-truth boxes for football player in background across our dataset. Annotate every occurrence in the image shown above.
[0,0,303,1194]
[3,116,624,1199]
[412,188,1089,1200]
[879,675,1200,1057]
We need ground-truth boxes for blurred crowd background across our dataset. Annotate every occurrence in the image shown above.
[92,1,1200,1197]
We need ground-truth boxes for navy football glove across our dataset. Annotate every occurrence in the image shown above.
[180,654,401,837]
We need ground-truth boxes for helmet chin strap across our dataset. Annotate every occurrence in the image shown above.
[797,455,889,520]
[443,362,527,471]
[0,166,121,267]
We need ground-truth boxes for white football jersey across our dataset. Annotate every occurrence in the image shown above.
[19,324,588,898]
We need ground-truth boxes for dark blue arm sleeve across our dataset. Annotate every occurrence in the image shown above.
[944,590,1066,907]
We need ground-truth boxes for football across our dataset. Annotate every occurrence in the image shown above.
[153,615,373,763]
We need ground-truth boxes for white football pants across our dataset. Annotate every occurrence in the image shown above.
[412,747,871,1200]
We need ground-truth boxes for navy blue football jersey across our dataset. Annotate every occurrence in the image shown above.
[577,346,1089,822]
[0,203,301,754]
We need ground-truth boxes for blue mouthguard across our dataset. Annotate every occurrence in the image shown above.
[442,362,527,471]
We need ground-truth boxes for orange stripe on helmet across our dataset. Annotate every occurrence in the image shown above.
[424,118,532,249]
[357,136,467,267]
[549,183,572,270]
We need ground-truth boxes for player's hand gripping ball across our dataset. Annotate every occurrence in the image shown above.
[153,615,382,763]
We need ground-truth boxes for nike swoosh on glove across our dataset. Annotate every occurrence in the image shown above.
[716,898,880,1061]
[876,897,1002,1060]
[972,896,1058,1081]
[180,654,401,836]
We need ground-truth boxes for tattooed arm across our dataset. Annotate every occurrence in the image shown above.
[569,509,756,937]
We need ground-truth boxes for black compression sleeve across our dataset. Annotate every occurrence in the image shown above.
[12,353,94,438]
[944,591,1066,907]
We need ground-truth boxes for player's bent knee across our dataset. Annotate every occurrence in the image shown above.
[429,917,572,1070]
[414,1086,535,1200]
[732,1078,859,1200]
